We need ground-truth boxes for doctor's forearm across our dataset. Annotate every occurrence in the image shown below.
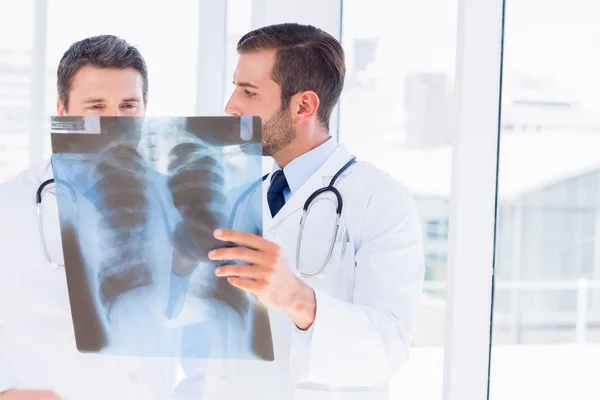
[286,279,316,330]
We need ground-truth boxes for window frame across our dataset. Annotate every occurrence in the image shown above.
[233,1,505,399]
[29,0,507,397]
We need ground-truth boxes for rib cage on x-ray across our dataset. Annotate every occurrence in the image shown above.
[167,136,229,265]
[51,116,272,360]
[167,133,251,320]
[91,141,152,315]
[90,132,241,317]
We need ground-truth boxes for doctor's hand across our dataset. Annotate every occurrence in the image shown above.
[0,390,61,400]
[208,228,316,330]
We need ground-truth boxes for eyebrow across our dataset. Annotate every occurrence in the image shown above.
[234,81,259,90]
[81,97,141,104]
[81,98,106,104]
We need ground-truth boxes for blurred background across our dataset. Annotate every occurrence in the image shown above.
[1,0,599,398]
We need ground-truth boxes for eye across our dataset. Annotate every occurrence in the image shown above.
[243,89,256,98]
[88,105,103,110]
[122,103,137,109]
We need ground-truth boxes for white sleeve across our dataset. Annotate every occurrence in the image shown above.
[289,183,425,386]
[172,358,208,400]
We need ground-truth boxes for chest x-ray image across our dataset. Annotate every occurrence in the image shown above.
[50,115,273,361]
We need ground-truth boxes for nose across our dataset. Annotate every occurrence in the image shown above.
[103,104,125,117]
[224,94,241,116]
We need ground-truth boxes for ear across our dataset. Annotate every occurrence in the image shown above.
[57,97,67,116]
[290,91,320,125]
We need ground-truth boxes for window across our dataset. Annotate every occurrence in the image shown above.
[490,0,600,397]
[45,0,200,141]
[0,0,201,186]
[0,0,34,182]
[223,0,252,110]
[14,0,600,398]
[222,1,458,397]
[339,0,457,396]
[425,218,450,240]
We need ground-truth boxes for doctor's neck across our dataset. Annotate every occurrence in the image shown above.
[272,127,330,169]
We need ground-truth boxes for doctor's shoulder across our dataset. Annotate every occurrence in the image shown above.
[0,160,51,229]
[0,164,40,211]
[348,160,422,238]
[350,161,418,209]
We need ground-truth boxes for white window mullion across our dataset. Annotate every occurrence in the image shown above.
[443,0,505,399]
[196,0,227,116]
[30,0,48,164]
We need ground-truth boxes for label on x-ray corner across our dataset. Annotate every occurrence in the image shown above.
[51,116,101,134]
[240,115,253,141]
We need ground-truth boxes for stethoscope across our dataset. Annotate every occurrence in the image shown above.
[230,156,357,278]
[35,174,170,269]
[36,178,77,268]
[36,156,357,276]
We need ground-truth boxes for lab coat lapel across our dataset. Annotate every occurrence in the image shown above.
[37,158,54,182]
[266,144,353,229]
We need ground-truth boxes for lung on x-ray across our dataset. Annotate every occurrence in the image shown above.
[50,116,273,361]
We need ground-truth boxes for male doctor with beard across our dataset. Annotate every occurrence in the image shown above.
[178,23,425,400]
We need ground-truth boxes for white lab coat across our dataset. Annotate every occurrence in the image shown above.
[183,143,425,400]
[0,159,186,399]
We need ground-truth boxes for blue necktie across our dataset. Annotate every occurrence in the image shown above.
[267,169,289,217]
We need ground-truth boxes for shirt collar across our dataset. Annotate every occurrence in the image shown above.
[271,136,338,195]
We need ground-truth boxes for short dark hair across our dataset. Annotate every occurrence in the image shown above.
[237,23,345,131]
[57,35,148,111]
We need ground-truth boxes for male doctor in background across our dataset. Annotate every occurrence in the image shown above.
[0,35,186,400]
[179,23,425,400]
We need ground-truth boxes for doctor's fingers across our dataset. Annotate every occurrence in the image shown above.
[225,276,267,293]
[0,390,61,400]
[213,229,274,251]
[214,263,269,280]
[208,245,272,265]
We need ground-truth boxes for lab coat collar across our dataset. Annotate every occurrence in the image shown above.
[263,143,354,229]
[270,136,338,196]
[33,157,54,183]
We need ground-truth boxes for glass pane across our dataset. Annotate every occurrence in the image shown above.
[224,0,272,174]
[1,2,203,397]
[44,0,200,160]
[0,0,34,182]
[490,0,600,398]
[340,0,457,398]
[223,0,252,109]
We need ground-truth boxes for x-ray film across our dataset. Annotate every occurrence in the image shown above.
[50,116,273,361]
